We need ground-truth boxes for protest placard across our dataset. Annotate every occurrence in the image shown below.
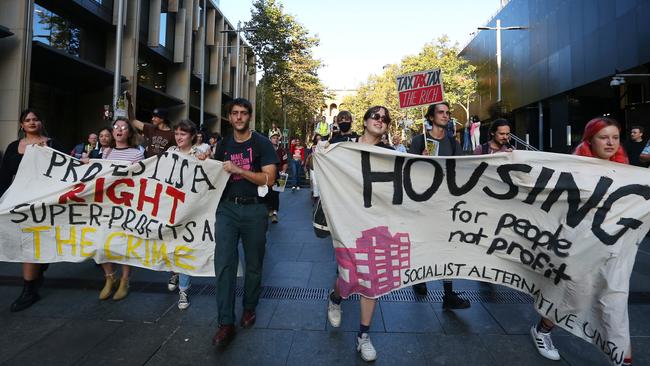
[314,143,650,365]
[396,68,444,109]
[0,145,229,276]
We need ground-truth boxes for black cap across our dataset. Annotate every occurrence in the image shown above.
[152,108,168,120]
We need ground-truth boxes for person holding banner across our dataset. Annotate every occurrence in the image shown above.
[98,118,145,301]
[2,108,64,312]
[211,98,278,347]
[327,105,393,362]
[408,102,471,309]
[473,119,514,155]
[526,116,633,364]
[165,119,209,309]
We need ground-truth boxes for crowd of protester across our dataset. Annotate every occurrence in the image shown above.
[0,98,645,365]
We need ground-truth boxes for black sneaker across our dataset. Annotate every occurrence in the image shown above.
[442,291,470,309]
[412,283,428,296]
[10,282,40,312]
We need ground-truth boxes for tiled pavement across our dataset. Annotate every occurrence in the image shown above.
[0,188,649,365]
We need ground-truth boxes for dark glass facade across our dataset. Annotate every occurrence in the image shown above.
[460,0,650,152]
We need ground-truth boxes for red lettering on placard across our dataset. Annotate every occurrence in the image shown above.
[106,178,135,206]
[58,183,86,204]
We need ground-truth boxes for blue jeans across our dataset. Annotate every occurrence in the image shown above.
[289,159,302,187]
[179,273,191,291]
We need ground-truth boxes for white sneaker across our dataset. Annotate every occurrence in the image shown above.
[296,186,301,190]
[356,333,377,362]
[327,291,342,327]
[530,325,560,360]
[167,273,179,292]
[178,290,190,310]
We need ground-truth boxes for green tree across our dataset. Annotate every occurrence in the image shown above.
[246,0,328,140]
[344,36,477,138]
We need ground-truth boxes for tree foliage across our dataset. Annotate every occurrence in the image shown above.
[245,0,328,139]
[343,36,477,137]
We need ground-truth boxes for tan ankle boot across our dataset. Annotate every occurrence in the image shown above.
[99,273,117,300]
[112,278,129,301]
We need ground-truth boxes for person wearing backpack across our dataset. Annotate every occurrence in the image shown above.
[407,102,471,310]
[473,119,514,155]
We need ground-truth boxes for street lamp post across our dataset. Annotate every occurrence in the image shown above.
[112,0,126,120]
[200,0,207,128]
[477,19,527,102]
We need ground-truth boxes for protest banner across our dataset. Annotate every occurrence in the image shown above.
[0,145,229,276]
[396,68,444,109]
[313,143,650,365]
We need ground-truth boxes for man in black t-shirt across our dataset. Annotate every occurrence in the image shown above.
[211,98,279,347]
[624,126,648,167]
[408,102,470,310]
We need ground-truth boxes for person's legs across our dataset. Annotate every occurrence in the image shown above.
[99,263,118,300]
[295,161,303,188]
[328,277,343,327]
[112,264,131,300]
[530,317,560,360]
[11,263,43,312]
[239,203,268,323]
[357,296,378,361]
[268,190,280,223]
[289,159,298,188]
[442,280,470,309]
[214,201,241,325]
[178,273,191,310]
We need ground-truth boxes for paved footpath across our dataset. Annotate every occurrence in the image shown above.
[1,189,649,365]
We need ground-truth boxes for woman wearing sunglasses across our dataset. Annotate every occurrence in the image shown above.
[98,118,144,301]
[326,106,392,362]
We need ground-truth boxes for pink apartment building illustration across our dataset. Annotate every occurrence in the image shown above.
[335,226,411,298]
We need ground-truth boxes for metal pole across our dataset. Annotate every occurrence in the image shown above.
[200,0,206,128]
[496,19,502,102]
[234,21,241,98]
[538,101,544,150]
[112,0,126,120]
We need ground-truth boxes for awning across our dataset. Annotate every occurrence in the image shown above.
[31,41,126,91]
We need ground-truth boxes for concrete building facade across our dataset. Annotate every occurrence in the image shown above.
[0,0,256,153]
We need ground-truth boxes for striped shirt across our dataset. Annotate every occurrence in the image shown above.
[103,147,144,163]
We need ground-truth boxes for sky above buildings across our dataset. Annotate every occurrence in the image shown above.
[220,0,502,90]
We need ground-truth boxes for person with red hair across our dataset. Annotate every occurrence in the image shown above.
[530,116,632,365]
[573,117,629,163]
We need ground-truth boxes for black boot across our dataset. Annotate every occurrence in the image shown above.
[10,280,40,312]
[35,264,48,288]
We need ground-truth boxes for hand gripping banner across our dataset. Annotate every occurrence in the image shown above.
[0,145,229,276]
[314,142,650,365]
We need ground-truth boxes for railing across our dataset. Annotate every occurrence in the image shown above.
[509,133,539,151]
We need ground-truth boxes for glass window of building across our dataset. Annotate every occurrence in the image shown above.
[90,0,114,9]
[138,55,168,92]
[33,4,81,57]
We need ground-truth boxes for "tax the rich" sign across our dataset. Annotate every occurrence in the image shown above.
[396,68,444,109]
